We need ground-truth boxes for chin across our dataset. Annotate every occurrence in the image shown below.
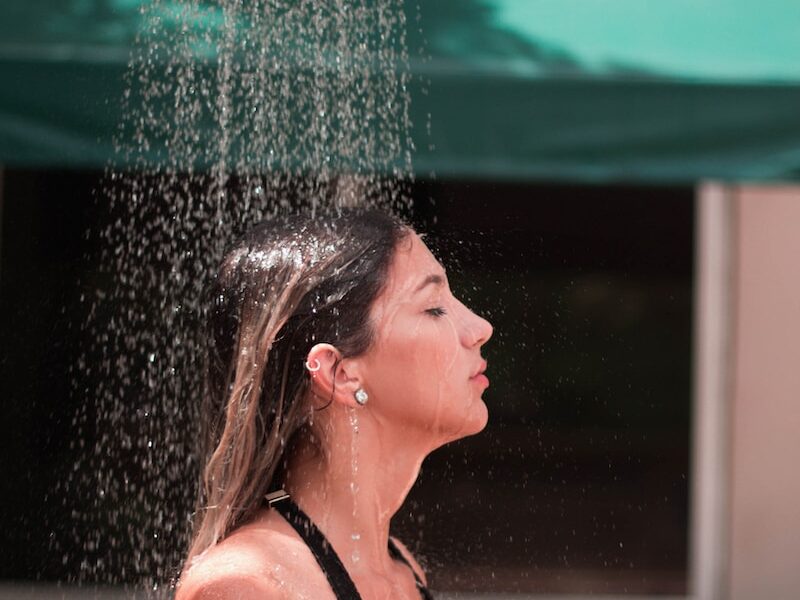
[467,398,490,434]
[440,397,489,443]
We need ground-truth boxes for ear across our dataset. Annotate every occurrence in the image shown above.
[305,343,364,409]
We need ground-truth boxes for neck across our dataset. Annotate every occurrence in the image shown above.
[283,406,433,574]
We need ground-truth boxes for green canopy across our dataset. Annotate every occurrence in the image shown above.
[2,0,800,182]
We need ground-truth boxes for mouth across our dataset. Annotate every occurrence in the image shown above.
[469,360,489,388]
[470,360,488,379]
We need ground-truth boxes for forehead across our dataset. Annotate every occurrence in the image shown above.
[371,233,442,314]
[388,233,441,289]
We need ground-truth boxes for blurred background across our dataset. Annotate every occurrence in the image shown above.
[1,1,799,599]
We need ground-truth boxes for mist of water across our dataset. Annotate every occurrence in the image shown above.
[60,0,415,593]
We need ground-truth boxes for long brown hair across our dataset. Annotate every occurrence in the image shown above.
[186,209,409,561]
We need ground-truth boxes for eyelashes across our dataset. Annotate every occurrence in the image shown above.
[425,307,447,318]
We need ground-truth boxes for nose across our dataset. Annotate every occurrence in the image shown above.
[460,303,493,348]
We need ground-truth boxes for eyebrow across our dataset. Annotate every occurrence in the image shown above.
[414,273,446,294]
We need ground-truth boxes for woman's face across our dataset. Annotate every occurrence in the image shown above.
[358,233,493,442]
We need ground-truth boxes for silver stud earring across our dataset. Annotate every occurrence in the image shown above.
[354,388,368,406]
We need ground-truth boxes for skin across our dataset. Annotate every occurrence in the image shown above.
[176,232,493,600]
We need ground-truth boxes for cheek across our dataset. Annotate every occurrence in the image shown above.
[401,314,459,375]
[369,313,463,422]
[379,315,447,383]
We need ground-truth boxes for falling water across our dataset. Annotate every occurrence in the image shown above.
[60,0,415,594]
[348,408,361,564]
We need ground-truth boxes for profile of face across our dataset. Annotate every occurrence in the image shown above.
[354,233,493,443]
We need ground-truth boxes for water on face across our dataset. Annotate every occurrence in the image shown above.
[60,0,414,593]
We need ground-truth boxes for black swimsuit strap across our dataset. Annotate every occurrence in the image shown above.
[267,491,434,599]
[271,496,363,600]
[388,538,435,600]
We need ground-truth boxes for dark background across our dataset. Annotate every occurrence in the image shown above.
[0,169,693,594]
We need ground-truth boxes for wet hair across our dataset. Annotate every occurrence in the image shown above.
[186,209,410,561]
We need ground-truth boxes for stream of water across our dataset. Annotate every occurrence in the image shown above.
[62,0,415,593]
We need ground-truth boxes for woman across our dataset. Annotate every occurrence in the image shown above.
[176,209,492,599]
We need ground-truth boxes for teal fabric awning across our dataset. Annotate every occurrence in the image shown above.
[2,0,800,182]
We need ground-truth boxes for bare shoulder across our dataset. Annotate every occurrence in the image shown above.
[174,529,283,600]
[390,536,428,586]
[176,515,326,600]
[176,571,281,600]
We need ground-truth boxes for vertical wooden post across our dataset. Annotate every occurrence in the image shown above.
[689,183,735,600]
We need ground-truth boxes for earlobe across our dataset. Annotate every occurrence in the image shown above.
[330,356,366,409]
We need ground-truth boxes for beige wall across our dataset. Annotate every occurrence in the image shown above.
[729,188,800,600]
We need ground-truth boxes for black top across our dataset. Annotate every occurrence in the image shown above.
[267,491,434,600]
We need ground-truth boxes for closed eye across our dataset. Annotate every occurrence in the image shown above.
[425,307,447,317]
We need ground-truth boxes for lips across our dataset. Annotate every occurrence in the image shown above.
[470,360,488,379]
